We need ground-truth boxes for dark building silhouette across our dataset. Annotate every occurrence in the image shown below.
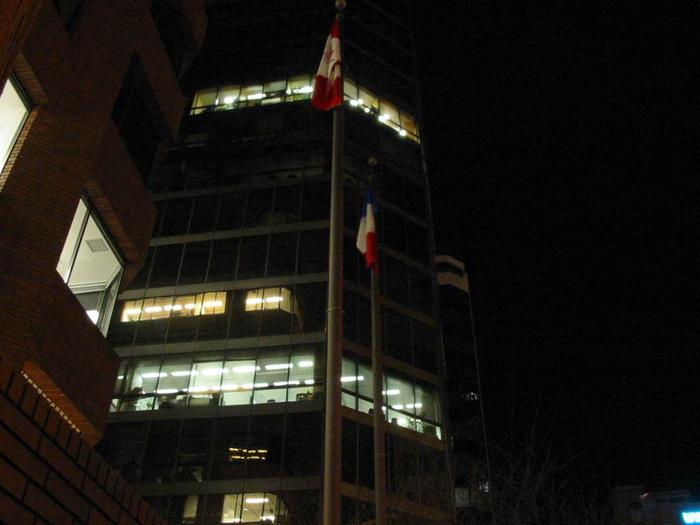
[0,1,205,523]
[97,1,453,524]
[436,255,491,523]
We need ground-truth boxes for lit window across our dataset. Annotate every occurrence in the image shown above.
[57,198,123,335]
[378,100,400,132]
[228,447,268,462]
[245,287,301,320]
[217,85,240,108]
[191,87,217,114]
[0,76,30,170]
[239,84,264,104]
[182,495,198,524]
[120,291,227,322]
[221,493,287,524]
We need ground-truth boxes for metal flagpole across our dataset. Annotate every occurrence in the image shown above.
[371,261,388,525]
[322,3,345,524]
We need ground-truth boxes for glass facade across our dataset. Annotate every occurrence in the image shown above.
[98,1,451,523]
[0,77,29,170]
[57,197,123,335]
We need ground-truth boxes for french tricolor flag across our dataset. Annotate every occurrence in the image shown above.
[311,19,343,111]
[356,188,379,273]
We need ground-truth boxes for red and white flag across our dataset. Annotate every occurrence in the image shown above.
[356,188,379,273]
[311,19,343,111]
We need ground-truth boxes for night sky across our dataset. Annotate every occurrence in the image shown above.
[415,1,699,490]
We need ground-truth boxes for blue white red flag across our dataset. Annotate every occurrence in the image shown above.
[356,188,379,273]
[311,19,343,111]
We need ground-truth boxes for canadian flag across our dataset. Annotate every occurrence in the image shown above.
[311,19,343,110]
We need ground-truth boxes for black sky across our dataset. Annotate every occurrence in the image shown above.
[415,1,700,490]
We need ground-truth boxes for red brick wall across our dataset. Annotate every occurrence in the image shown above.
[0,0,204,441]
[0,359,166,525]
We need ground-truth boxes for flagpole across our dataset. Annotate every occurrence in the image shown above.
[369,163,388,525]
[322,3,345,524]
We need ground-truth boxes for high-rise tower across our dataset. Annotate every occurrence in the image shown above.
[99,2,453,523]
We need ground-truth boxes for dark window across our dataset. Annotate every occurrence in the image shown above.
[272,184,301,223]
[178,242,211,285]
[218,192,246,230]
[189,195,219,233]
[384,310,411,363]
[159,198,192,237]
[409,268,433,314]
[130,247,154,290]
[150,0,188,77]
[207,239,239,283]
[267,232,298,276]
[112,55,167,182]
[244,188,274,227]
[237,235,268,279]
[301,181,330,221]
[411,321,436,372]
[406,224,429,263]
[149,244,183,287]
[298,229,328,274]
[382,208,407,253]
[52,0,86,32]
[141,420,180,482]
[382,256,409,304]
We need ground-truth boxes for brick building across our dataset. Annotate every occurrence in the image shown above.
[0,1,206,523]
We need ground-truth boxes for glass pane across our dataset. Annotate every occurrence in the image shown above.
[287,74,313,100]
[56,199,88,281]
[189,360,224,406]
[221,358,258,406]
[344,78,359,100]
[264,79,286,95]
[0,77,29,169]
[217,84,240,107]
[192,87,217,109]
[378,100,400,131]
[358,86,378,113]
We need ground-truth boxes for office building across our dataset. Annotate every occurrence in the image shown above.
[98,1,453,523]
[0,1,205,523]
[436,255,491,523]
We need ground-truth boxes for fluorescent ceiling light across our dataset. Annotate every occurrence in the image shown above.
[233,365,258,373]
[298,361,314,368]
[143,306,162,313]
[203,300,223,308]
[265,363,292,370]
[245,497,269,504]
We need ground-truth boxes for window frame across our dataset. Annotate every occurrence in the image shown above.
[1,75,31,171]
[58,196,125,335]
